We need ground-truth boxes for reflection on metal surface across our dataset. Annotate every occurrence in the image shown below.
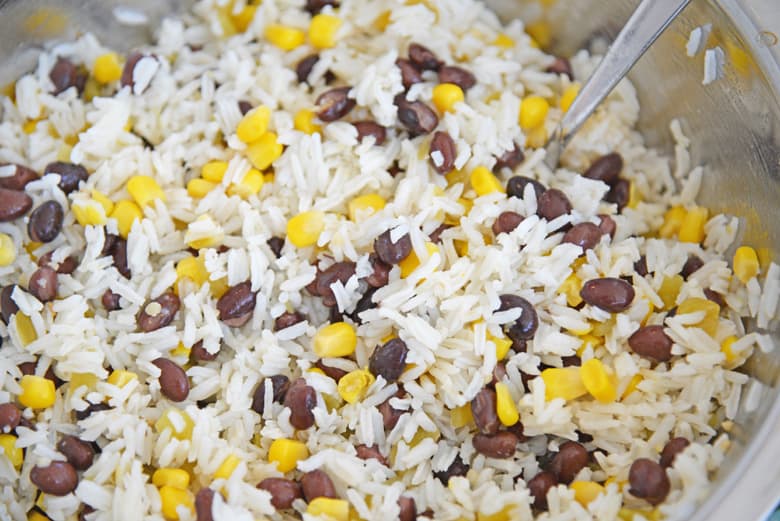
[759,30,778,48]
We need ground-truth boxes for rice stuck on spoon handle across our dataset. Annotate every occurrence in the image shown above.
[544,0,692,168]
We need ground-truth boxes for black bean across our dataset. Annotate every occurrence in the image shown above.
[628,325,673,363]
[378,389,405,431]
[545,57,573,79]
[366,254,391,288]
[584,153,623,184]
[527,471,557,510]
[137,292,180,332]
[355,444,387,465]
[428,224,451,244]
[369,338,409,382]
[101,234,118,257]
[315,262,356,307]
[605,179,630,210]
[296,54,320,84]
[374,230,412,265]
[283,378,316,430]
[120,52,143,89]
[30,461,78,496]
[353,121,387,145]
[28,201,64,243]
[38,252,78,274]
[251,375,290,414]
[195,488,216,521]
[498,294,538,341]
[490,362,507,389]
[237,100,253,115]
[396,59,423,90]
[152,358,189,402]
[79,505,95,521]
[562,222,602,251]
[396,97,439,136]
[634,256,648,277]
[28,266,58,302]
[598,214,616,238]
[492,211,524,236]
[471,388,499,435]
[2,285,19,323]
[507,421,527,442]
[429,131,456,174]
[0,402,21,431]
[315,360,347,382]
[704,288,725,307]
[316,87,356,122]
[493,144,525,173]
[301,469,337,501]
[562,355,581,367]
[438,65,476,90]
[216,281,256,326]
[266,236,285,258]
[398,496,417,521]
[57,435,95,471]
[628,458,670,505]
[44,161,88,194]
[305,0,338,15]
[473,431,518,459]
[50,57,86,95]
[506,176,545,200]
[350,287,378,325]
[0,164,38,190]
[0,188,32,221]
[660,437,690,468]
[548,441,588,484]
[681,255,704,279]
[257,478,302,509]
[190,340,219,362]
[408,43,442,71]
[537,188,572,221]
[275,311,305,331]
[101,290,121,311]
[74,402,111,421]
[580,278,635,313]
[434,454,469,485]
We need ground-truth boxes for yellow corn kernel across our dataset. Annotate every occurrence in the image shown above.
[313,322,357,358]
[69,372,98,392]
[453,239,469,257]
[14,313,37,346]
[541,367,587,401]
[433,83,465,114]
[495,382,519,426]
[159,485,194,520]
[28,511,48,521]
[209,277,229,299]
[373,10,391,31]
[678,206,708,243]
[659,206,686,238]
[338,369,375,404]
[23,120,38,134]
[201,161,229,183]
[265,24,306,51]
[127,175,165,208]
[560,84,580,113]
[493,33,514,48]
[571,481,605,507]
[398,242,440,278]
[268,438,309,472]
[0,434,23,468]
[519,95,549,130]
[525,126,548,149]
[214,454,240,479]
[308,367,327,377]
[176,256,208,287]
[91,190,114,215]
[488,331,512,360]
[348,194,386,221]
[185,215,224,250]
[236,106,271,144]
[231,5,257,32]
[107,369,138,388]
[19,375,56,409]
[525,21,551,48]
[580,359,617,403]
[155,409,194,440]
[560,273,583,307]
[187,178,217,198]
[577,334,601,357]
[470,166,506,196]
[294,109,322,135]
[721,335,743,367]
[627,183,641,209]
[110,200,143,238]
[677,297,720,336]
[72,200,108,226]
[153,468,190,490]
[56,144,73,162]
[93,52,122,84]
[622,374,643,399]
[309,14,342,49]
[0,233,16,267]
[733,246,759,283]
[307,498,350,521]
[227,169,264,198]
[170,342,191,358]
[658,274,683,310]
[450,404,473,428]
[287,210,325,248]
[246,132,284,171]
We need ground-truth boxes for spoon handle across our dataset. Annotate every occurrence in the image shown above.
[546,0,692,166]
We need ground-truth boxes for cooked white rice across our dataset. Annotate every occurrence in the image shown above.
[0,1,777,521]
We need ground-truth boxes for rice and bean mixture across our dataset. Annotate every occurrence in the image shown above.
[0,0,778,520]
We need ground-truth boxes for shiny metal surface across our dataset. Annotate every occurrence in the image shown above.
[545,0,692,168]
[0,0,779,519]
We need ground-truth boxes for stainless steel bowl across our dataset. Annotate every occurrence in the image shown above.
[1,0,778,519]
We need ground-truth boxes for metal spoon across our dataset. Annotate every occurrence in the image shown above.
[544,0,693,168]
